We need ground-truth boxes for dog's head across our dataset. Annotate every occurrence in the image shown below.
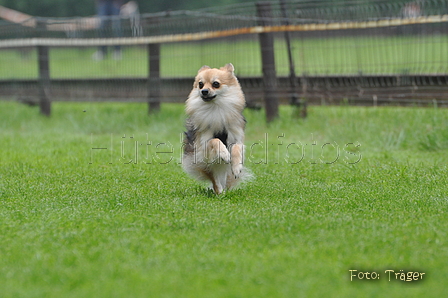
[193,63,238,102]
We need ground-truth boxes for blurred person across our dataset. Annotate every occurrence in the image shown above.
[402,2,421,18]
[120,1,142,37]
[92,0,124,60]
[401,2,422,35]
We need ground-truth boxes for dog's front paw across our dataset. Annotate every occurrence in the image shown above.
[206,139,230,164]
[219,148,231,164]
[231,162,243,178]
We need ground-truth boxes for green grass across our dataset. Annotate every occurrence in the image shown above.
[0,101,447,297]
[1,35,448,79]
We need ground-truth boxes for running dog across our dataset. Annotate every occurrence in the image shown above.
[182,63,248,194]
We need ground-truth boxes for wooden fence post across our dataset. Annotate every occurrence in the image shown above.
[148,15,161,113]
[279,0,307,118]
[148,43,161,113]
[256,1,279,122]
[37,19,51,116]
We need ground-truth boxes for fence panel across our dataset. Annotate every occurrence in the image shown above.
[1,0,448,115]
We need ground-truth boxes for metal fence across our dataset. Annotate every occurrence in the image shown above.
[1,0,448,116]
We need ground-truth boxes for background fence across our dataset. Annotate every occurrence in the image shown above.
[1,0,448,116]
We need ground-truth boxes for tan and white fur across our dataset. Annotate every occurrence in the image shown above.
[182,63,247,194]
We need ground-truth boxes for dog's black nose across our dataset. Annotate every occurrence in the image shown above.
[201,89,209,96]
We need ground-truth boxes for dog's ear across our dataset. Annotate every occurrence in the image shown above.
[221,63,235,74]
[198,65,211,73]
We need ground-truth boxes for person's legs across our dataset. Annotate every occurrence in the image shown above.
[111,3,123,59]
[93,1,123,60]
[97,2,109,57]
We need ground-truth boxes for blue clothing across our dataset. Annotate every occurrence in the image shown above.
[97,0,122,17]
[96,0,123,53]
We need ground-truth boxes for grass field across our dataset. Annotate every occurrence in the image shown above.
[0,101,447,297]
[1,35,448,79]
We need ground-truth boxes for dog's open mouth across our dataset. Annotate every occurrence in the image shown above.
[201,95,217,102]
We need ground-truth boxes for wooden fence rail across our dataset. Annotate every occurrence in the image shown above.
[3,75,448,108]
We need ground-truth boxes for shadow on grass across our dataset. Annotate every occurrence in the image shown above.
[175,184,250,202]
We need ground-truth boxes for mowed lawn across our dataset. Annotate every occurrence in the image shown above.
[0,101,447,297]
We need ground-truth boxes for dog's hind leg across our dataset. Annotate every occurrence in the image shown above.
[212,164,229,194]
[210,176,222,194]
[201,164,227,194]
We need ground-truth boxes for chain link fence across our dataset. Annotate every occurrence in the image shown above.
[1,0,448,113]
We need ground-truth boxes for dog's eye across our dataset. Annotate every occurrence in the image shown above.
[198,82,204,89]
[212,81,220,88]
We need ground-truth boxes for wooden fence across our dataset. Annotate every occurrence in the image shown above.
[2,1,448,118]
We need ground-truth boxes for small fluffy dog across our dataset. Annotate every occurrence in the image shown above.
[182,63,247,194]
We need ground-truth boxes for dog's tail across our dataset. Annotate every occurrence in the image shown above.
[227,166,254,190]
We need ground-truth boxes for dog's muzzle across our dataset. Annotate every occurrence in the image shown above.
[201,89,216,102]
